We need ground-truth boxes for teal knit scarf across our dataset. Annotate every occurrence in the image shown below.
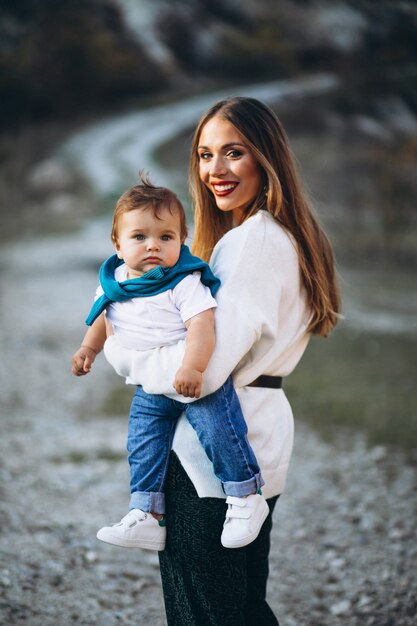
[85,244,220,326]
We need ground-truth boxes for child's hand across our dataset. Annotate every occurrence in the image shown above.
[71,346,97,376]
[173,366,203,398]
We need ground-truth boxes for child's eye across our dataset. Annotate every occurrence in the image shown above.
[161,235,171,241]
[135,234,145,241]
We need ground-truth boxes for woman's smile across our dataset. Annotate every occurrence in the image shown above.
[211,181,239,196]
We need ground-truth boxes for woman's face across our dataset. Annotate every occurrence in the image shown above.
[197,115,262,223]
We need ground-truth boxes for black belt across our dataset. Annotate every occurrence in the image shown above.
[247,375,283,389]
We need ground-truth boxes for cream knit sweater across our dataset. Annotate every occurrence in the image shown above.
[104,210,312,499]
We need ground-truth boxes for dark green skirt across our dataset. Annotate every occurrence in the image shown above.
[159,452,279,626]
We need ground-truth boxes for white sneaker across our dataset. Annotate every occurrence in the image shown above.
[96,509,166,550]
[221,493,269,549]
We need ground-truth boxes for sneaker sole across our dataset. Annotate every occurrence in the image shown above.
[220,503,269,549]
[96,530,165,551]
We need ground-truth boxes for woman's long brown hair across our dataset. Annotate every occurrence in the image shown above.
[190,97,340,337]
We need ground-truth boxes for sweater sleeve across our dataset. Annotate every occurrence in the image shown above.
[200,219,283,394]
[103,333,187,397]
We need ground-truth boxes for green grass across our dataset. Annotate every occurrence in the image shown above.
[101,385,133,417]
[286,325,417,456]
[50,448,126,464]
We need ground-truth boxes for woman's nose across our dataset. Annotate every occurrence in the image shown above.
[210,154,228,177]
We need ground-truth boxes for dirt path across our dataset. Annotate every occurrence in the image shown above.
[61,74,339,195]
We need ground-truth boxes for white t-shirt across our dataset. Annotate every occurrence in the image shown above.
[96,264,217,351]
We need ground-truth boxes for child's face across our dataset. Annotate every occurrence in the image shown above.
[114,206,183,278]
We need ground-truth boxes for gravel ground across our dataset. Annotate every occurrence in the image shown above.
[0,212,416,626]
[1,74,416,623]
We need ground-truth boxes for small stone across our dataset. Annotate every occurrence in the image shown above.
[0,569,11,587]
[84,550,98,564]
[358,594,373,608]
[389,527,406,540]
[313,586,325,598]
[294,528,307,539]
[323,548,338,560]
[359,514,376,531]
[331,599,351,616]
[381,568,391,581]
[47,193,77,216]
[326,573,340,584]
[27,159,75,194]
[369,446,387,462]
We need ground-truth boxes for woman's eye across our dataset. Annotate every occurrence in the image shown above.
[199,152,211,160]
[226,149,242,158]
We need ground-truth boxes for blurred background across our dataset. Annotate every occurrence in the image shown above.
[0,1,416,625]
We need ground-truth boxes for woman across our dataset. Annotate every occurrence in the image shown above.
[104,97,340,625]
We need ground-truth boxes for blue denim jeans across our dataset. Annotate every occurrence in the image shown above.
[127,376,264,513]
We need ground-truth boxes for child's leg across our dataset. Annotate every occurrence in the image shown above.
[184,376,268,549]
[127,386,183,514]
[96,387,182,550]
[184,376,264,497]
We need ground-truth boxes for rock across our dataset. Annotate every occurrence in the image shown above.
[369,445,387,462]
[46,193,77,216]
[351,115,392,142]
[27,159,76,195]
[83,550,98,564]
[357,594,373,608]
[378,96,417,135]
[0,570,11,587]
[330,557,346,570]
[330,599,351,616]
[389,527,407,541]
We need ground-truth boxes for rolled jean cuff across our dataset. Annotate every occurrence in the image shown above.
[222,472,265,497]
[129,491,165,514]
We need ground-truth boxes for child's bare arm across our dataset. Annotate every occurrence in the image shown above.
[173,308,216,398]
[72,313,107,376]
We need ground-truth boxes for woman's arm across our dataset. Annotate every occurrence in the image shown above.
[103,334,186,393]
[103,291,259,399]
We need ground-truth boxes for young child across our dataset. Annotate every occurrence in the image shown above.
[72,175,268,551]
